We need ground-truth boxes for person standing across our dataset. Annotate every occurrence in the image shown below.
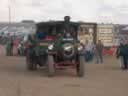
[116,42,124,69]
[119,41,128,70]
[84,40,94,62]
[95,40,104,64]
[90,41,95,61]
[124,41,128,70]
[27,33,38,63]
[6,40,11,56]
[6,38,13,56]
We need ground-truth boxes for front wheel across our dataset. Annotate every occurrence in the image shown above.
[76,55,85,77]
[47,55,55,77]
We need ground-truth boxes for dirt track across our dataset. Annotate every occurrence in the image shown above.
[0,51,128,96]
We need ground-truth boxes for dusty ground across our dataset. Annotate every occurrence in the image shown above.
[0,47,128,96]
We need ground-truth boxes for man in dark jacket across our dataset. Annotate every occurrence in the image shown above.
[122,41,128,70]
[27,34,37,63]
[116,43,124,68]
[119,41,128,70]
[116,43,123,58]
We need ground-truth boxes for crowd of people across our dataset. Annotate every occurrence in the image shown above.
[5,37,25,56]
[84,40,104,64]
[3,33,128,71]
[83,39,128,70]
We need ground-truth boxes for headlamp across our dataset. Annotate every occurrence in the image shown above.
[48,44,54,50]
[78,45,83,51]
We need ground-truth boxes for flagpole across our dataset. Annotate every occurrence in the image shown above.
[8,0,11,23]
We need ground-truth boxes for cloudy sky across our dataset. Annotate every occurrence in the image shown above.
[1,0,128,24]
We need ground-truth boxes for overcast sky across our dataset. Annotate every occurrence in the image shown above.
[1,0,128,24]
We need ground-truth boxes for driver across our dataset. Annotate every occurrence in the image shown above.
[27,33,38,61]
[28,34,37,47]
[54,33,63,51]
